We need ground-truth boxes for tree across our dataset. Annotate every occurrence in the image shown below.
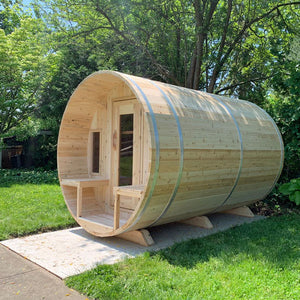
[28,39,102,169]
[0,7,58,139]
[37,42,100,134]
[0,1,21,34]
[265,35,300,180]
[39,0,300,95]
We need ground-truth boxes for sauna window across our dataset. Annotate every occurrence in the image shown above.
[119,114,133,186]
[92,132,100,173]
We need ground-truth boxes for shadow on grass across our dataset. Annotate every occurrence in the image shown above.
[153,214,300,269]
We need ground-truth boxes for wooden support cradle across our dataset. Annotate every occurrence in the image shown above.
[221,206,254,218]
[118,229,154,247]
[179,215,213,229]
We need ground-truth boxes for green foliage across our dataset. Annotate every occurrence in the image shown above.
[0,169,59,185]
[279,178,300,205]
[264,40,300,182]
[0,169,76,240]
[31,42,100,168]
[7,118,42,141]
[38,0,300,93]
[36,43,99,137]
[0,2,21,34]
[266,96,300,180]
[0,5,60,139]
[66,214,300,299]
[29,134,58,170]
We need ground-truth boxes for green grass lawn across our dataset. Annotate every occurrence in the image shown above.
[1,169,299,299]
[66,214,300,300]
[0,169,76,240]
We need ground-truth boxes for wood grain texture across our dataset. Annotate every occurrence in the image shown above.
[58,71,283,238]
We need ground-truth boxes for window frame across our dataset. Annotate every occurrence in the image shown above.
[89,129,102,176]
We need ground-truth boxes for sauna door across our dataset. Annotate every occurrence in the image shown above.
[111,100,142,210]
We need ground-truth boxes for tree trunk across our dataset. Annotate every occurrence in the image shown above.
[207,66,219,93]
[193,34,205,89]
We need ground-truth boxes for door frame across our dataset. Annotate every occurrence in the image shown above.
[110,98,143,210]
[111,100,134,187]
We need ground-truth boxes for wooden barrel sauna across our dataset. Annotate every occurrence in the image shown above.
[57,70,284,238]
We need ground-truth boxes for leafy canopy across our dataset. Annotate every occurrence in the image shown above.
[0,6,60,139]
[38,0,300,96]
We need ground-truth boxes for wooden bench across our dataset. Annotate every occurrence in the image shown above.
[113,185,145,230]
[61,178,109,218]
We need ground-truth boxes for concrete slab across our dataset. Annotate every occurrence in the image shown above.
[1,213,264,279]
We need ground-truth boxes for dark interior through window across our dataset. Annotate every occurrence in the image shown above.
[119,114,133,186]
[92,132,100,173]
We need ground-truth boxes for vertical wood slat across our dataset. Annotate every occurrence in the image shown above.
[77,186,83,218]
[114,193,120,230]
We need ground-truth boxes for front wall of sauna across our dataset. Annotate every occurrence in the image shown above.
[57,75,111,217]
[58,72,152,230]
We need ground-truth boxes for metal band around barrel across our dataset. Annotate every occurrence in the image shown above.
[148,81,184,226]
[209,94,243,210]
[248,102,284,196]
[122,75,160,232]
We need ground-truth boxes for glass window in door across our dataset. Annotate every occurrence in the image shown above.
[119,114,133,185]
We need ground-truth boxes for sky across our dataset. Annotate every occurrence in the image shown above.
[22,0,33,6]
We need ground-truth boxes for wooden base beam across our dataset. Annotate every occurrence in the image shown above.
[221,206,254,218]
[117,229,154,247]
[179,216,213,229]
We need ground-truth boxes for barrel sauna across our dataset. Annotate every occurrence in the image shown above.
[58,70,283,240]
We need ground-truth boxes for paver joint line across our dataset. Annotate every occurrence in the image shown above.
[0,269,38,281]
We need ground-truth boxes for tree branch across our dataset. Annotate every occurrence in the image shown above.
[207,0,232,92]
[215,75,273,94]
[207,1,300,92]
[70,25,113,38]
[249,26,266,38]
[93,2,181,85]
[187,0,219,89]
